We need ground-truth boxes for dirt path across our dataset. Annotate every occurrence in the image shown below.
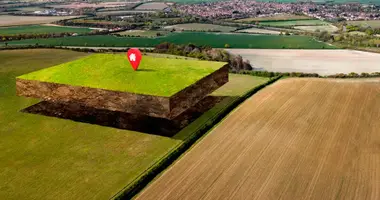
[136,78,380,200]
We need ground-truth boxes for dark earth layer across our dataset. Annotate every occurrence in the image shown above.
[22,96,228,137]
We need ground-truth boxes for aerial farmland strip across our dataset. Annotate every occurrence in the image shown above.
[136,78,380,200]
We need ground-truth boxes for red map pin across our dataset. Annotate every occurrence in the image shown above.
[126,48,142,71]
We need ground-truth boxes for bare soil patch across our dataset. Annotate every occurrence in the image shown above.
[0,15,82,27]
[134,2,168,10]
[226,49,380,75]
[137,78,380,200]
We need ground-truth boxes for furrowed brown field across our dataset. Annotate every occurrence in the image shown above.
[137,78,380,200]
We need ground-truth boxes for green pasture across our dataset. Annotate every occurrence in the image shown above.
[18,54,225,97]
[259,19,329,27]
[0,25,92,35]
[0,48,269,200]
[4,32,336,49]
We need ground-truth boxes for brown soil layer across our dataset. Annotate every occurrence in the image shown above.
[136,78,380,199]
[16,66,228,119]
[22,96,226,137]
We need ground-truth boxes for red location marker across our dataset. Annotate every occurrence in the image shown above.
[126,48,142,71]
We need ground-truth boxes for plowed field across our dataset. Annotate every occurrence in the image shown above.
[137,78,380,200]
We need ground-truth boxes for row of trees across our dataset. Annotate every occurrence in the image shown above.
[1,32,76,42]
[153,42,252,71]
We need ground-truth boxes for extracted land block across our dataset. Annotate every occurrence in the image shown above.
[16,54,228,119]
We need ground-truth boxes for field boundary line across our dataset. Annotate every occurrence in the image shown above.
[111,75,283,200]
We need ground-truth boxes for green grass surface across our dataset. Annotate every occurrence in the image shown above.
[0,48,268,200]
[259,19,329,27]
[18,54,225,96]
[0,25,92,35]
[4,32,336,49]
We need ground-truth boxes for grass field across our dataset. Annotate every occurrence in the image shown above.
[260,19,329,27]
[226,49,380,75]
[134,2,168,10]
[18,54,225,97]
[0,25,92,35]
[0,48,269,200]
[346,20,380,29]
[294,24,339,32]
[3,32,335,49]
[236,27,281,35]
[113,30,169,37]
[137,78,380,200]
[235,14,312,23]
[164,23,237,32]
[0,15,82,27]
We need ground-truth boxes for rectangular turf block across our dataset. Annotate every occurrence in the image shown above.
[16,54,228,119]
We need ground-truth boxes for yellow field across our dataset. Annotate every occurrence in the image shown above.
[137,78,380,200]
[0,15,81,27]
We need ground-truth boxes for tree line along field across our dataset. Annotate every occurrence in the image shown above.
[3,32,336,49]
[0,48,269,200]
[136,78,380,200]
[0,25,92,35]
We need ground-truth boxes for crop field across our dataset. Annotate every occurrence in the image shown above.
[346,20,380,29]
[4,32,335,49]
[235,14,312,23]
[96,10,155,16]
[50,2,132,9]
[137,78,380,200]
[0,15,82,27]
[0,48,269,199]
[164,23,237,32]
[227,49,380,75]
[134,2,168,10]
[236,27,281,35]
[113,30,169,37]
[294,24,338,32]
[260,19,328,27]
[0,25,92,35]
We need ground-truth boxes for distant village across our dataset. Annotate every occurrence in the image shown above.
[176,0,380,21]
